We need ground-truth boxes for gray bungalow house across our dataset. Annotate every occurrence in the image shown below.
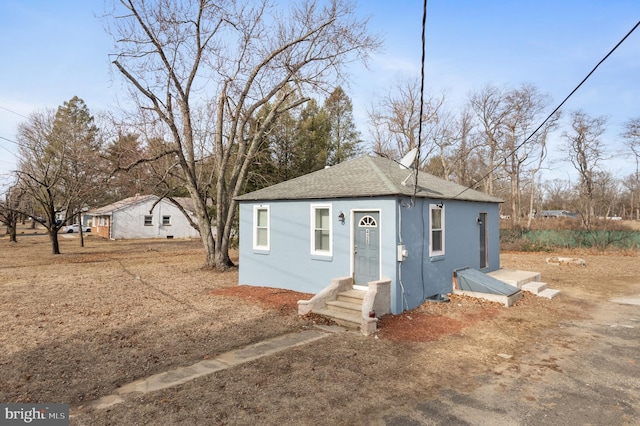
[236,154,503,321]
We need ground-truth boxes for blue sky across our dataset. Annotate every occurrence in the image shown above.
[1,1,639,182]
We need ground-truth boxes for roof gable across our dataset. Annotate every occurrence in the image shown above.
[236,155,502,203]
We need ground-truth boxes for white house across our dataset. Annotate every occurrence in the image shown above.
[87,195,200,240]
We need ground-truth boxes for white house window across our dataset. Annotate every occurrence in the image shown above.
[144,215,153,226]
[429,204,445,257]
[311,205,332,256]
[162,215,171,226]
[253,205,270,250]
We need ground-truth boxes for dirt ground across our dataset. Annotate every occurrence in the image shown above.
[1,226,639,425]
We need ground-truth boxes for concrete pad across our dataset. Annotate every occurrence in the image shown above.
[217,329,328,365]
[118,359,230,395]
[453,289,523,307]
[611,297,640,306]
[88,394,124,410]
[487,269,541,288]
[84,329,331,411]
[313,324,351,333]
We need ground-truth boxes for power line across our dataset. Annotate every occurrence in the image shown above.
[413,0,428,196]
[452,19,640,200]
[0,135,20,146]
[0,136,20,164]
[0,105,29,119]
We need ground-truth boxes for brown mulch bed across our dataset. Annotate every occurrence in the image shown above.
[211,286,314,315]
[211,286,513,343]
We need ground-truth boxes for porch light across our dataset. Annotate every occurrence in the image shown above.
[338,211,345,223]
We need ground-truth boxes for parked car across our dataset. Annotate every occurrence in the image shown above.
[540,210,577,218]
[63,224,91,233]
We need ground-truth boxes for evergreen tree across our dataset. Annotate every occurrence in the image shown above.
[324,87,362,165]
[105,133,149,202]
[292,99,331,177]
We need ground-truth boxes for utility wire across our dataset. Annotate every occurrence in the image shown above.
[0,135,20,146]
[413,0,428,196]
[0,105,29,119]
[452,19,640,200]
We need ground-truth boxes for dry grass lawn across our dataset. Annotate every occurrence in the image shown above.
[1,226,638,424]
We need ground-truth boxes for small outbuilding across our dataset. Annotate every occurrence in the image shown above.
[236,154,503,317]
[87,194,200,240]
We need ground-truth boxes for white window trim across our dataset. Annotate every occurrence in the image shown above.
[429,204,445,257]
[310,204,332,256]
[162,215,171,226]
[144,215,153,226]
[253,205,270,251]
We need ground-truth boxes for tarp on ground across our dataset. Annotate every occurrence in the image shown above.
[454,267,520,296]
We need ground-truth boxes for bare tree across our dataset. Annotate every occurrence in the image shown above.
[450,108,479,187]
[15,98,103,253]
[501,83,559,227]
[0,180,25,243]
[16,110,68,253]
[563,110,608,227]
[543,178,575,210]
[621,117,640,219]
[524,115,557,229]
[368,77,443,166]
[425,107,481,184]
[468,84,510,196]
[105,0,380,270]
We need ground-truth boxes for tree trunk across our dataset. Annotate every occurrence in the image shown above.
[214,247,233,270]
[49,230,61,254]
[79,214,85,248]
[526,173,537,229]
[8,222,18,243]
[212,201,235,270]
[186,191,218,269]
[201,225,217,269]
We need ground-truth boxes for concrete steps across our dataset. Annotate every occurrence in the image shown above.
[315,289,366,329]
[538,288,561,299]
[521,281,547,294]
[520,281,561,299]
[489,270,562,300]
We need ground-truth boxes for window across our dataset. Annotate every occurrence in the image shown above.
[359,215,377,227]
[429,204,445,257]
[253,205,270,250]
[144,215,153,226]
[162,215,171,226]
[311,205,332,256]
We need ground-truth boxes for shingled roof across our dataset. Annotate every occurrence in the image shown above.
[88,195,196,215]
[235,155,502,203]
